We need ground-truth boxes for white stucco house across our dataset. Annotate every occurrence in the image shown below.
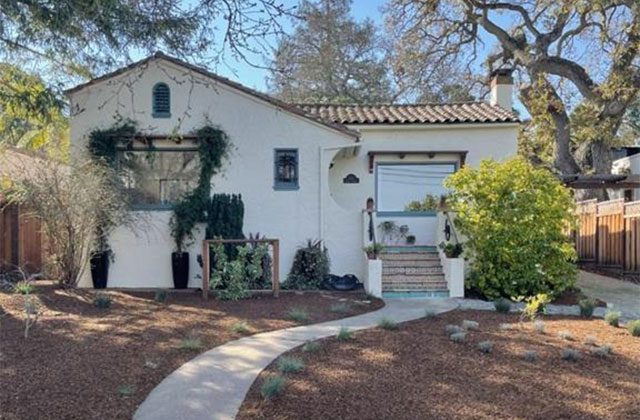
[67,52,519,297]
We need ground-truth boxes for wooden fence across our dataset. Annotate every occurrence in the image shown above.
[201,238,280,299]
[0,204,44,273]
[574,198,640,272]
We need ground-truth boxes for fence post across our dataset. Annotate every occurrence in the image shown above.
[202,240,209,299]
[272,239,280,298]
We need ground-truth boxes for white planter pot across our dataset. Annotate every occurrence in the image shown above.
[444,257,465,298]
[365,259,382,298]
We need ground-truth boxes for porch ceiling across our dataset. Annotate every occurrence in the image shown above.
[366,150,468,173]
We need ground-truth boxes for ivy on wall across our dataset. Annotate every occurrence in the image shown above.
[169,125,231,252]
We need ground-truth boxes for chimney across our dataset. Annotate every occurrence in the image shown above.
[489,69,514,111]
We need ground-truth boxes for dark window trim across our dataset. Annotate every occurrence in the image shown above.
[273,148,299,191]
[374,161,458,214]
[152,82,171,118]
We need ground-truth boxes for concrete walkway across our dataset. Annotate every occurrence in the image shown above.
[134,298,458,420]
[578,270,640,321]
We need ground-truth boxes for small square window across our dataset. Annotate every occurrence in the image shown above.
[274,149,299,190]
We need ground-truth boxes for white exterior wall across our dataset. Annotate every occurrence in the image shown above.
[69,58,352,288]
[69,57,519,289]
[325,124,518,280]
[612,155,640,200]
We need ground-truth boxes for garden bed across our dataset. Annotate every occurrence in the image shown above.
[0,283,383,420]
[239,309,640,420]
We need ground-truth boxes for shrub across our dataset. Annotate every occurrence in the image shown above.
[14,281,34,295]
[179,338,203,351]
[604,311,621,327]
[302,341,321,352]
[337,327,352,341]
[478,340,493,354]
[230,321,251,334]
[94,293,112,309]
[118,384,136,397]
[628,320,640,337]
[445,158,577,299]
[445,324,464,335]
[286,307,310,323]
[561,348,580,362]
[591,345,613,357]
[584,335,597,346]
[209,242,250,301]
[533,320,545,334]
[579,298,596,318]
[449,332,466,343]
[330,303,351,314]
[439,242,463,258]
[277,356,305,374]
[499,323,515,331]
[494,298,511,314]
[283,240,329,290]
[519,293,551,321]
[424,309,437,319]
[261,375,285,400]
[522,350,538,362]
[462,320,479,331]
[558,330,574,341]
[154,290,168,303]
[378,317,398,330]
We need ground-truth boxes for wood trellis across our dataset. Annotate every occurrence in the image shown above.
[574,199,640,272]
[201,238,280,299]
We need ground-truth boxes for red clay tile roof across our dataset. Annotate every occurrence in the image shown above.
[297,102,519,125]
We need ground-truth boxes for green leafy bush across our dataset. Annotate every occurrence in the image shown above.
[628,320,640,337]
[494,298,511,313]
[179,338,203,351]
[561,348,580,362]
[579,298,596,318]
[230,321,251,334]
[605,311,620,327]
[14,281,34,295]
[261,375,285,400]
[154,290,168,303]
[283,240,329,290]
[277,356,305,373]
[337,327,352,341]
[439,242,463,258]
[94,293,112,309]
[378,317,398,330]
[445,158,577,299]
[286,307,310,323]
[518,293,551,321]
[405,194,439,212]
[478,340,493,354]
[302,341,321,352]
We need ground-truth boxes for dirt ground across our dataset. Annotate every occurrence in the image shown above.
[0,284,383,420]
[239,309,640,420]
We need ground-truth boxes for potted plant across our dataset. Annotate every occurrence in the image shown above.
[363,242,384,260]
[406,235,416,245]
[90,247,112,289]
[171,250,190,289]
[439,241,463,258]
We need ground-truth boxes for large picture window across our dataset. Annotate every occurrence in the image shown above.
[118,149,200,207]
[274,149,299,190]
[376,163,456,213]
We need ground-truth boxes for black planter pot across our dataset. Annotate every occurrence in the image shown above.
[90,251,110,289]
[172,252,190,289]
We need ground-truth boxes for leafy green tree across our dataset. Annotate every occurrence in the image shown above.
[386,0,640,185]
[0,64,68,156]
[268,0,393,103]
[445,158,577,299]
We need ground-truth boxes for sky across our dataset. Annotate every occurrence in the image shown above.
[213,0,388,92]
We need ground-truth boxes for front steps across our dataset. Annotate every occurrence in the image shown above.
[380,246,449,298]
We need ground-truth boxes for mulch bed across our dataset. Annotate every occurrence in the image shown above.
[0,283,383,420]
[239,310,640,420]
